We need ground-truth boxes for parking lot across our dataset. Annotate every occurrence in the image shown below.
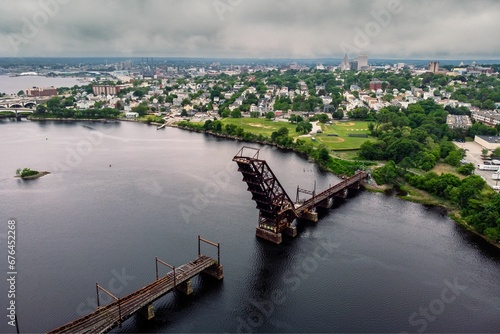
[453,141,500,189]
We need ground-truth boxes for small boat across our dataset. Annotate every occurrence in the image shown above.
[157,124,166,130]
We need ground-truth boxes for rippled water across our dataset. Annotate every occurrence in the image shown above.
[0,120,499,333]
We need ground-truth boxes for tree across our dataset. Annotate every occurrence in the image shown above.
[445,150,463,167]
[271,127,289,142]
[266,112,276,120]
[373,161,399,185]
[180,110,188,117]
[359,140,386,160]
[132,105,148,116]
[231,109,242,118]
[133,89,146,98]
[289,114,303,124]
[317,147,331,164]
[347,107,369,119]
[332,110,344,120]
[386,139,421,163]
[315,113,330,123]
[457,163,475,176]
[296,121,313,134]
[382,94,394,102]
[492,147,500,158]
[398,156,415,171]
[35,105,47,114]
[450,175,486,208]
[483,99,495,110]
[17,90,25,96]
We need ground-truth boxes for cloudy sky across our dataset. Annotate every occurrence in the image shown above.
[0,0,499,59]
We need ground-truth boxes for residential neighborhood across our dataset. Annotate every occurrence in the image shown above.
[3,58,498,134]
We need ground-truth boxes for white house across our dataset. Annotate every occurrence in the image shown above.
[125,112,139,118]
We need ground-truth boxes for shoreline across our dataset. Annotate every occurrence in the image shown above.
[20,117,500,249]
[28,117,120,123]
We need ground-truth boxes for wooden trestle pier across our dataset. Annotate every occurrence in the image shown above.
[233,146,368,244]
[47,236,223,334]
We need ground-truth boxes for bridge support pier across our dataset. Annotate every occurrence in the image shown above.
[203,264,224,280]
[176,280,193,295]
[334,189,348,199]
[139,304,155,320]
[283,226,297,238]
[299,211,318,223]
[350,181,361,190]
[318,198,333,209]
[256,227,282,244]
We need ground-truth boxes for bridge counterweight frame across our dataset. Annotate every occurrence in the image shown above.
[233,146,368,244]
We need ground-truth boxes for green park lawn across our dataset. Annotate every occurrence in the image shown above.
[316,121,375,150]
[221,118,299,138]
[220,117,375,151]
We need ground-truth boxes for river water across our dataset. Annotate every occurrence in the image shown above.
[0,75,86,95]
[0,119,499,333]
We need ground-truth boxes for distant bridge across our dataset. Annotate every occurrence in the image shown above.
[0,109,34,118]
[0,97,46,109]
[233,146,369,244]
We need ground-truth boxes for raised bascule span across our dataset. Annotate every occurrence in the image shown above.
[233,146,368,244]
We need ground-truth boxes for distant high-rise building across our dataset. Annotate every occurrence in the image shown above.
[92,85,123,96]
[357,54,368,71]
[349,60,358,72]
[341,54,350,71]
[428,61,440,73]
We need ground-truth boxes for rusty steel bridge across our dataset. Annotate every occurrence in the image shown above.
[46,236,223,334]
[233,146,368,244]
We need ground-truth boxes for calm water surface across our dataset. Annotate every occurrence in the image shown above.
[0,120,499,333]
[0,75,85,95]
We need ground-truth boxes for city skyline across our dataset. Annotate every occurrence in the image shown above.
[0,0,499,60]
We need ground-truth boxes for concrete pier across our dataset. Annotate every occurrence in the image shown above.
[140,304,155,320]
[299,211,318,223]
[176,280,193,295]
[203,264,224,280]
[256,227,283,244]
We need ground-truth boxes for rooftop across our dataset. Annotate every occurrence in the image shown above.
[476,135,500,143]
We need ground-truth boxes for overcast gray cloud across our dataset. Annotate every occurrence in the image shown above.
[0,0,498,59]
